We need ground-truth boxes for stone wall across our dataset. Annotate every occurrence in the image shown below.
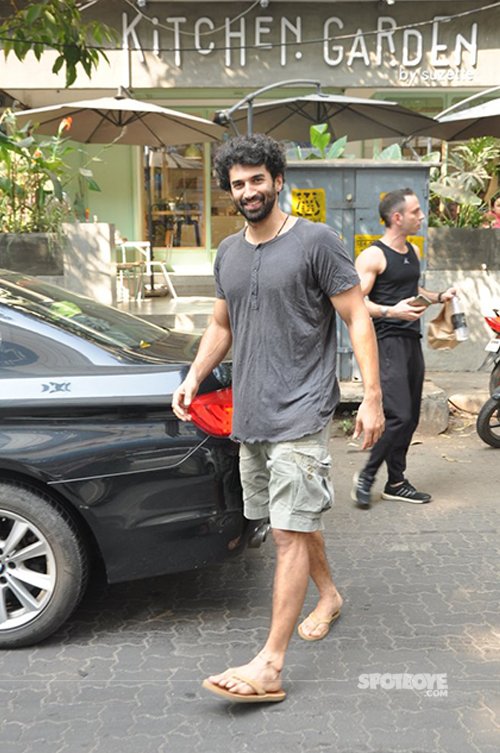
[61,223,117,306]
[0,223,117,306]
[421,228,500,371]
[0,233,64,276]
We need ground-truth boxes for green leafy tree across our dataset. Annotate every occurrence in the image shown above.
[0,1,117,87]
[429,137,500,227]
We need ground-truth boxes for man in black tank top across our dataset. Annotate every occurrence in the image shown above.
[352,188,456,508]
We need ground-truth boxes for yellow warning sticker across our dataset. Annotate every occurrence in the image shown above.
[354,235,381,257]
[291,188,326,223]
[354,234,424,258]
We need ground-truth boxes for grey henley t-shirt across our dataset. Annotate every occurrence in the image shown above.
[213,217,360,443]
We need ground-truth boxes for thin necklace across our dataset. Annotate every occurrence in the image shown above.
[274,214,289,238]
[244,214,290,242]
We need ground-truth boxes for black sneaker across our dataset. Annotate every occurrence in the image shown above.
[382,480,432,504]
[351,471,373,509]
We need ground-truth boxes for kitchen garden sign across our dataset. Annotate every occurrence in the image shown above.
[115,2,493,88]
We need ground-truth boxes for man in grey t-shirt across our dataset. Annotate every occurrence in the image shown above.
[173,134,384,704]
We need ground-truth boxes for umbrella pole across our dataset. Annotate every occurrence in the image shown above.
[214,79,322,135]
[144,147,155,292]
[247,102,254,136]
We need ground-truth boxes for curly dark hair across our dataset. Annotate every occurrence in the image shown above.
[213,134,286,192]
[379,188,416,227]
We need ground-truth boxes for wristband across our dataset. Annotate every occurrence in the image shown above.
[437,291,444,303]
[380,305,389,318]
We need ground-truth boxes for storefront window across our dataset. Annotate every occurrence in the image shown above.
[147,143,244,252]
[210,170,244,249]
[149,145,204,249]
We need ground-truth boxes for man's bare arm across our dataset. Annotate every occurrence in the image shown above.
[355,245,426,322]
[418,285,457,303]
[330,285,385,449]
[172,299,232,421]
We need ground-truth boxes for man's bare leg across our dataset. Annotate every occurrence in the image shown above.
[206,529,310,696]
[298,530,343,639]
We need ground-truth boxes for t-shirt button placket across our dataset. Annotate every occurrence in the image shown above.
[251,247,261,310]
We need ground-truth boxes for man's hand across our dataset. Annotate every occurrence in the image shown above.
[389,297,427,321]
[353,395,385,450]
[172,373,200,422]
[439,287,457,302]
[171,300,232,422]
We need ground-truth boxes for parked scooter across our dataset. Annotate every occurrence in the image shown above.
[476,310,500,448]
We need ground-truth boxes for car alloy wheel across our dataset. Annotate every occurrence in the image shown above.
[0,484,88,648]
[0,509,57,630]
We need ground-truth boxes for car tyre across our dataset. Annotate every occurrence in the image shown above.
[0,483,88,648]
[476,397,500,449]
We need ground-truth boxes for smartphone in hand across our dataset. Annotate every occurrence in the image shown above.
[409,294,433,308]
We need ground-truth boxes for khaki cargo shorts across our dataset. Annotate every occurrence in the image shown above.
[239,424,334,532]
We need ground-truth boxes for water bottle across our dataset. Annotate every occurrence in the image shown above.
[451,296,469,341]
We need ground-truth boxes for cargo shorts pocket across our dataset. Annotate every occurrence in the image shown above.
[291,448,334,515]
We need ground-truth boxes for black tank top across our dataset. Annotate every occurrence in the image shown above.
[369,240,421,340]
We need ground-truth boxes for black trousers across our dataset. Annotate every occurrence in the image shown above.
[363,336,425,486]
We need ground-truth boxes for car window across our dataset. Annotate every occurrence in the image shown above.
[0,276,169,354]
[0,294,123,371]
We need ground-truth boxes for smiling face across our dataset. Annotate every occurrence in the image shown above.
[493,197,500,215]
[228,164,283,223]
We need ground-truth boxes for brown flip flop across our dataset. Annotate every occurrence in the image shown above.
[202,672,286,703]
[297,608,341,641]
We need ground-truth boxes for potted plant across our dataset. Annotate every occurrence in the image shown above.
[291,123,349,160]
[0,108,99,275]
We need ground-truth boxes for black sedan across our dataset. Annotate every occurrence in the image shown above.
[0,270,267,648]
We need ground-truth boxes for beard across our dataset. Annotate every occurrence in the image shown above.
[234,186,277,223]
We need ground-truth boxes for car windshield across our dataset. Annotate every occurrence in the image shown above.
[0,274,171,354]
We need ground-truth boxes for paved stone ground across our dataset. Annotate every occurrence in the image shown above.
[1,414,498,753]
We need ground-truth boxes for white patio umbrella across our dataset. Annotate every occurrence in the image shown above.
[215,91,438,141]
[431,97,500,141]
[163,151,201,170]
[14,93,225,146]
[15,93,225,292]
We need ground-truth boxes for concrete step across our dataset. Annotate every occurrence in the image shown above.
[447,391,490,414]
[118,296,214,333]
[336,378,449,435]
[168,274,216,298]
